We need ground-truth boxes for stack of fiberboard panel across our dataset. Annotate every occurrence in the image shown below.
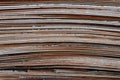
[0,0,120,80]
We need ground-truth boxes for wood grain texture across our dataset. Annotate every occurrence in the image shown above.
[0,0,120,80]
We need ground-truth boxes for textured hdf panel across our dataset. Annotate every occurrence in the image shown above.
[0,0,119,80]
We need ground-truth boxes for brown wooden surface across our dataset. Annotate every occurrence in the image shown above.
[0,0,120,80]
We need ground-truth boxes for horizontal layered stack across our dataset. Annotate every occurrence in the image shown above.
[0,0,120,80]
